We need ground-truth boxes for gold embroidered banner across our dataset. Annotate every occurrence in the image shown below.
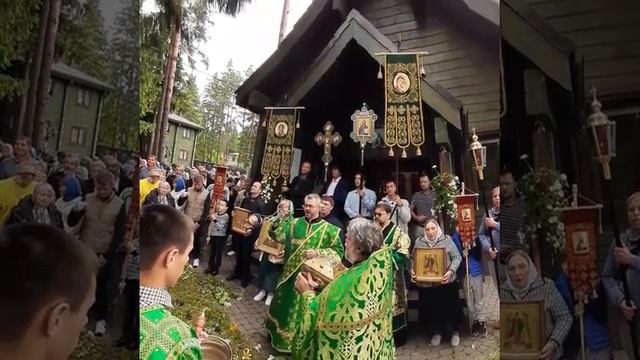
[384,54,425,158]
[261,107,299,184]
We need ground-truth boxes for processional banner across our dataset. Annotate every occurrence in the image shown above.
[260,107,300,185]
[208,166,227,215]
[383,54,425,158]
[562,207,599,303]
[456,194,478,248]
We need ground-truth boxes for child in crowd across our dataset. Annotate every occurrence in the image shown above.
[205,199,229,276]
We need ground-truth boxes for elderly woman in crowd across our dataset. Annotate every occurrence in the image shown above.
[501,250,573,360]
[142,181,175,207]
[5,182,63,229]
[411,218,463,347]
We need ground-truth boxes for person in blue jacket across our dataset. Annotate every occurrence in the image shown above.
[555,258,610,360]
[452,227,488,337]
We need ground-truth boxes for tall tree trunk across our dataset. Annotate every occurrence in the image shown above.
[156,14,181,164]
[32,0,61,151]
[21,0,51,138]
[278,0,289,45]
[151,58,170,156]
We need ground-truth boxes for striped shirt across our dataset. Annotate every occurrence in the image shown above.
[499,198,524,249]
[500,277,573,360]
[410,191,436,226]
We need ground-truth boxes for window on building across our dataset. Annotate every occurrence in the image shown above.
[179,149,188,160]
[70,127,86,145]
[76,88,91,107]
[182,127,191,139]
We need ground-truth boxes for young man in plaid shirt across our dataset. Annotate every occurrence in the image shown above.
[139,204,202,360]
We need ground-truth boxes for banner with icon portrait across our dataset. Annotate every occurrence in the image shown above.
[562,207,599,303]
[261,107,300,185]
[384,54,425,158]
[456,194,478,248]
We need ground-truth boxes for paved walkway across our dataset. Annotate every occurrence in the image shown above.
[211,252,499,359]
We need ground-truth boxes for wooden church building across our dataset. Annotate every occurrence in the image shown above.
[236,0,501,198]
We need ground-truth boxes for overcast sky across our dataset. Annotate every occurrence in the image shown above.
[141,0,312,94]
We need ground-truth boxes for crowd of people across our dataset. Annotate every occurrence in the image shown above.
[3,146,637,360]
[136,159,506,359]
[0,136,139,351]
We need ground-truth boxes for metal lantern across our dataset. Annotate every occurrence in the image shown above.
[586,87,616,180]
[469,128,487,180]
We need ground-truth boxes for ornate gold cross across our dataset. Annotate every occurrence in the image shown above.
[315,121,342,182]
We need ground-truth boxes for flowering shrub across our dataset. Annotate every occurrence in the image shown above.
[261,178,274,203]
[169,267,264,359]
[518,154,568,252]
[431,165,460,220]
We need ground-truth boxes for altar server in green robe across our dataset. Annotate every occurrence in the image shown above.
[265,194,344,353]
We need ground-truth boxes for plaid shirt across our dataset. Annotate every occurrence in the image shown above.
[140,286,173,308]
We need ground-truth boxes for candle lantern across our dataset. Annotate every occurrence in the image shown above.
[586,87,616,180]
[469,128,487,180]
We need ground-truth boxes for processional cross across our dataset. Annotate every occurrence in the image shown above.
[315,121,342,182]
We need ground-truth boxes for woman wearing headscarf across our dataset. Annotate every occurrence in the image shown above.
[4,182,63,229]
[500,250,573,360]
[411,219,463,347]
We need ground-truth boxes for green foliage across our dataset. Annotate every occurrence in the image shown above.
[140,120,154,135]
[168,267,264,359]
[98,0,139,151]
[172,71,203,126]
[69,331,135,360]
[519,155,568,252]
[431,166,460,220]
[0,0,40,101]
[57,0,110,81]
[139,11,168,117]
[195,61,246,164]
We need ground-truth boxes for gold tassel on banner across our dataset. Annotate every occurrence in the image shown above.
[296,110,300,128]
[382,53,425,160]
[261,107,300,192]
[377,63,383,79]
[388,148,394,156]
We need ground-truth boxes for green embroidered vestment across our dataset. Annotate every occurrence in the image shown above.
[292,247,396,359]
[265,216,344,353]
[140,305,203,360]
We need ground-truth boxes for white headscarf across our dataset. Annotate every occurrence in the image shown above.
[504,250,539,300]
[424,219,443,247]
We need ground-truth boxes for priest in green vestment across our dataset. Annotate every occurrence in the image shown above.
[265,194,344,353]
[374,201,410,345]
[139,205,202,360]
[292,218,396,359]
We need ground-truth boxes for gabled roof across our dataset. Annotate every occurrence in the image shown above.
[501,0,574,90]
[236,6,463,128]
[169,113,204,131]
[52,63,115,92]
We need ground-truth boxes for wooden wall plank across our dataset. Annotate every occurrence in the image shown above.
[576,41,640,62]
[565,25,640,47]
[547,10,640,33]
